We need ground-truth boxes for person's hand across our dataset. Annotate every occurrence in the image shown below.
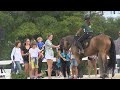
[63,58,66,61]
[56,45,60,48]
[25,53,29,55]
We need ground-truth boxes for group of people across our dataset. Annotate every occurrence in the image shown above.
[11,34,60,79]
[10,14,100,79]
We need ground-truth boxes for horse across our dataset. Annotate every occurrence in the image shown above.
[59,34,116,79]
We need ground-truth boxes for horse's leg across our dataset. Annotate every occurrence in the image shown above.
[98,53,104,78]
[101,53,109,78]
[99,53,108,79]
[71,45,83,78]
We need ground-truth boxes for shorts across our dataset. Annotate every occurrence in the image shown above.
[24,60,29,64]
[71,59,78,67]
[30,57,38,69]
[45,51,54,60]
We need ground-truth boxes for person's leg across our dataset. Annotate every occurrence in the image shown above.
[38,58,43,77]
[70,60,74,77]
[92,60,97,76]
[15,61,22,73]
[88,60,91,77]
[24,61,29,77]
[11,62,16,73]
[61,60,66,78]
[74,59,78,78]
[35,58,39,78]
[35,68,38,79]
[74,66,78,79]
[47,60,53,79]
[66,61,70,78]
[29,59,34,79]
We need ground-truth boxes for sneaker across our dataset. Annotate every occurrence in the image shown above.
[88,75,90,78]
[64,77,68,79]
[74,76,77,79]
[69,76,74,79]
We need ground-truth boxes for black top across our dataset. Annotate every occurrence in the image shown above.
[21,46,31,62]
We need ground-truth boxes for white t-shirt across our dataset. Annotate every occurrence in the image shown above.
[29,48,40,58]
[11,47,23,61]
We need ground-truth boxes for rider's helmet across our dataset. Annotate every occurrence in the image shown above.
[84,15,90,20]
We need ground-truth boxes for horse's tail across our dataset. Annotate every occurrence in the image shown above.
[108,38,116,77]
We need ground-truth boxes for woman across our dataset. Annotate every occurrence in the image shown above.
[88,55,97,78]
[45,34,59,79]
[21,38,31,77]
[11,40,23,73]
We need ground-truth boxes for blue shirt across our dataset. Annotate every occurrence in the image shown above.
[37,42,44,50]
[61,52,70,61]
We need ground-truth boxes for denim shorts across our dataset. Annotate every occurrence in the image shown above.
[24,60,29,64]
[71,59,78,67]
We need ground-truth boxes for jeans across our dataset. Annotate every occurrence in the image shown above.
[61,59,70,78]
[38,58,43,74]
[11,61,22,73]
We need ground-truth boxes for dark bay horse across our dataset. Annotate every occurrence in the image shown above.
[59,34,116,79]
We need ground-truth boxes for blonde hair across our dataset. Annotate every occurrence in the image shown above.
[37,37,43,41]
[31,41,37,47]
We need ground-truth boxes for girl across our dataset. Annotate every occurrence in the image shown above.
[11,40,23,74]
[21,38,31,77]
[29,41,42,79]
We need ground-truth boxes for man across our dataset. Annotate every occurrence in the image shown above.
[115,31,120,73]
[75,15,93,53]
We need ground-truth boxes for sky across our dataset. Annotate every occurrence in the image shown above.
[102,11,120,18]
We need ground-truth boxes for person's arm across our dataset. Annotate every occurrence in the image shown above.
[76,28,83,36]
[11,47,15,61]
[29,53,31,63]
[52,45,60,48]
[20,49,23,62]
[46,40,59,49]
[58,50,66,61]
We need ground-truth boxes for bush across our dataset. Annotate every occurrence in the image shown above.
[11,71,27,79]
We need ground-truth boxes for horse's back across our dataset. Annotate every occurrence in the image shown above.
[91,34,111,51]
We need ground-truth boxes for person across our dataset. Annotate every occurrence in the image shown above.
[87,55,97,78]
[69,50,78,79]
[115,31,120,73]
[56,58,62,78]
[58,48,71,79]
[37,37,45,78]
[45,33,59,79]
[75,15,93,53]
[11,40,23,74]
[21,38,31,77]
[29,41,42,79]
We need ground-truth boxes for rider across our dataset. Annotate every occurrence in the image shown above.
[75,15,93,53]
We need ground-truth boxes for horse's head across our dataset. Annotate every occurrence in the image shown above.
[59,38,71,53]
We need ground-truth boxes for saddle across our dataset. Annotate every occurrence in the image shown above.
[82,35,93,49]
[74,35,94,49]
